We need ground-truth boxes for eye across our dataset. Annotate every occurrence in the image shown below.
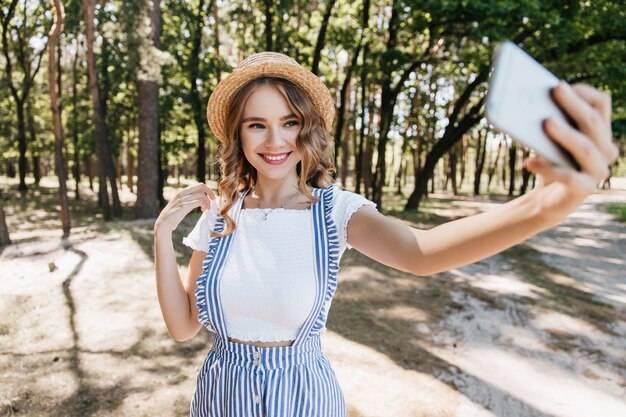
[249,123,264,129]
[285,121,299,127]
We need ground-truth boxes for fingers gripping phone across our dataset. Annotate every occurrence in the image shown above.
[485,41,579,170]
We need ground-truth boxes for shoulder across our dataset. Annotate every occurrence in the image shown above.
[326,184,376,209]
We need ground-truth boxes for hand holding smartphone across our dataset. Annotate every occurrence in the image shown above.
[485,41,579,170]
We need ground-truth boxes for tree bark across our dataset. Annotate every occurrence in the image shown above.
[519,148,531,195]
[71,38,81,200]
[311,0,337,75]
[189,0,211,183]
[82,0,111,220]
[0,189,11,247]
[136,0,161,219]
[507,143,517,196]
[332,0,368,173]
[354,44,369,195]
[26,100,40,185]
[340,102,351,186]
[473,128,487,195]
[333,45,360,172]
[1,0,46,193]
[263,0,273,51]
[396,88,418,195]
[49,0,70,238]
[487,137,503,192]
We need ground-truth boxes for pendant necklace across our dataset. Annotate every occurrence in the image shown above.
[253,187,301,221]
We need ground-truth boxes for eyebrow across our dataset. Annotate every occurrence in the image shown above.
[241,113,298,123]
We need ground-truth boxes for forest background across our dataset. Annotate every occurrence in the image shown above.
[0,1,625,416]
[1,0,625,230]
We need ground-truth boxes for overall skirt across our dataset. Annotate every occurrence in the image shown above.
[190,185,347,417]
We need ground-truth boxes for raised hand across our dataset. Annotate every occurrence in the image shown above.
[154,183,217,234]
[523,81,620,216]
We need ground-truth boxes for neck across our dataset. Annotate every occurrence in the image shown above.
[252,173,302,205]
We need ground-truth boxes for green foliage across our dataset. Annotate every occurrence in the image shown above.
[0,0,624,196]
[604,203,626,224]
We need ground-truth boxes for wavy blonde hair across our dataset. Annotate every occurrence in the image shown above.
[210,77,335,238]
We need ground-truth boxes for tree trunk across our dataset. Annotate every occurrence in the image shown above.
[190,0,210,183]
[397,89,418,195]
[87,153,94,191]
[26,100,41,185]
[508,143,517,196]
[16,102,28,192]
[213,5,221,84]
[354,44,369,195]
[449,147,458,195]
[473,128,486,195]
[71,38,81,200]
[487,137,502,192]
[333,45,360,171]
[340,108,351,186]
[2,0,46,193]
[263,0,273,51]
[0,189,11,247]
[82,0,111,220]
[157,133,166,207]
[311,0,337,75]
[459,135,467,188]
[519,148,531,195]
[127,142,135,193]
[32,155,41,185]
[362,88,376,199]
[49,0,70,238]
[136,0,161,219]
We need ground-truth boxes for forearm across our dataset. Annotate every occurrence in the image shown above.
[154,229,195,342]
[413,184,578,276]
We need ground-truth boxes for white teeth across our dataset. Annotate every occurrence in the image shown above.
[264,153,288,161]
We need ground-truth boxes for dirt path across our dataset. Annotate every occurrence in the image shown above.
[1,180,624,416]
[401,179,626,417]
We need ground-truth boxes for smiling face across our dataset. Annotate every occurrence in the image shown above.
[239,84,303,183]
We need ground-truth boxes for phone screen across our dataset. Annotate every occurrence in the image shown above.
[486,41,579,170]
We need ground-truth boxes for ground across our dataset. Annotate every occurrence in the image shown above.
[0,177,624,417]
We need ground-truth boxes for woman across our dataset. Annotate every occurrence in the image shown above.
[153,52,618,417]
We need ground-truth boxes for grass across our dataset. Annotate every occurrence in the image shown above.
[603,202,626,224]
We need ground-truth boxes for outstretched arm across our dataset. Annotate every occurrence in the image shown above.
[347,82,619,277]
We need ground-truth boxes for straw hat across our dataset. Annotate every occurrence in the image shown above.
[207,52,336,144]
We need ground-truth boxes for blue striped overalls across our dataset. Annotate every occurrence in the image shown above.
[190,185,347,417]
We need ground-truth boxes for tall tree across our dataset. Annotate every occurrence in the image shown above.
[332,0,369,172]
[311,0,337,75]
[82,0,111,220]
[263,0,273,51]
[48,0,70,237]
[0,0,47,193]
[136,0,161,218]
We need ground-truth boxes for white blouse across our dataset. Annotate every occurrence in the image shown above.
[182,186,377,342]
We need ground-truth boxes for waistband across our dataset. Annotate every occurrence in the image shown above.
[211,335,323,371]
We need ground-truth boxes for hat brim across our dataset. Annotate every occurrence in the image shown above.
[207,62,336,144]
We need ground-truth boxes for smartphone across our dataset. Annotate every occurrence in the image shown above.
[485,41,579,170]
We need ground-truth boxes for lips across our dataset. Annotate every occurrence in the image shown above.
[259,152,291,164]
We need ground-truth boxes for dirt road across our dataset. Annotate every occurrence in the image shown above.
[1,180,624,416]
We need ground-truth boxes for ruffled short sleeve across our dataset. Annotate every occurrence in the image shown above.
[181,196,219,253]
[330,186,377,255]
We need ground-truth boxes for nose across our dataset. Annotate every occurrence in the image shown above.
[266,126,286,148]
